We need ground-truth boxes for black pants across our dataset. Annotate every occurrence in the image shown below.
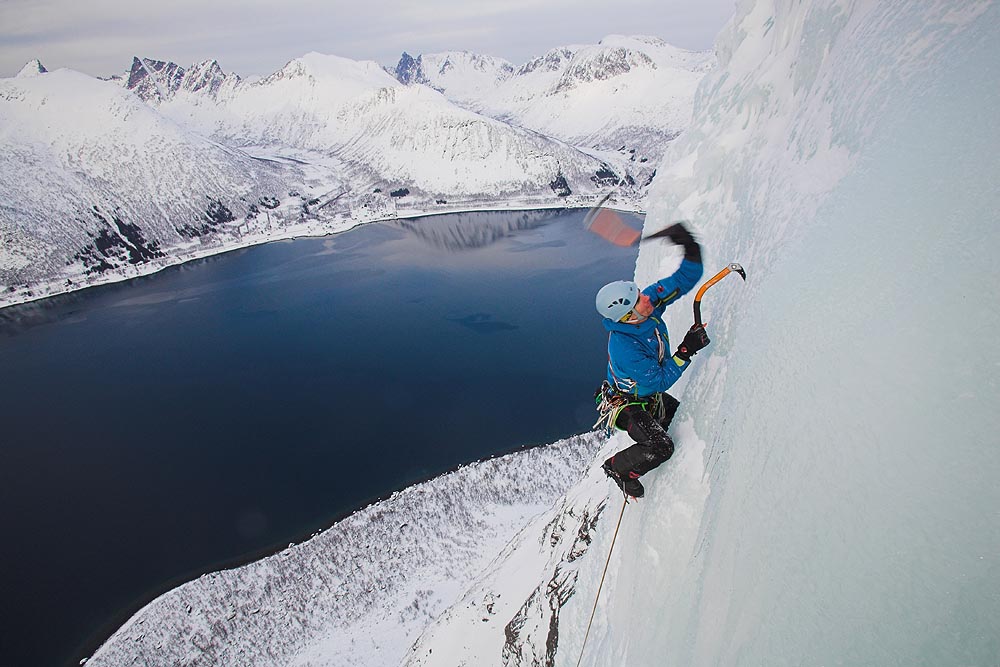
[606,393,679,478]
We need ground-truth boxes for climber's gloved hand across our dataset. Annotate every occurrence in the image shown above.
[660,222,702,263]
[674,324,710,361]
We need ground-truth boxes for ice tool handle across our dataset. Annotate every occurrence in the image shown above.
[693,262,746,327]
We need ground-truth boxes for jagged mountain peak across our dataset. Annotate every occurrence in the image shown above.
[394,52,423,84]
[516,47,578,76]
[182,59,236,95]
[392,50,514,92]
[552,45,657,93]
[119,56,241,102]
[16,59,48,78]
[125,56,185,102]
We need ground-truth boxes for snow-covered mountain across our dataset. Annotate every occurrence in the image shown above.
[0,66,296,293]
[16,59,47,77]
[393,51,515,98]
[137,52,615,198]
[395,36,715,179]
[2,44,657,307]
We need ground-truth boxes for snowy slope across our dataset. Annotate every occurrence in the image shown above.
[398,1,1000,666]
[0,67,296,292]
[398,36,716,180]
[83,435,602,667]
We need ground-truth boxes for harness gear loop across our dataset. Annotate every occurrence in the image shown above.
[593,381,628,432]
[593,382,664,434]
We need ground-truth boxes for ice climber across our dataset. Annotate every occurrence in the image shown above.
[594,222,709,498]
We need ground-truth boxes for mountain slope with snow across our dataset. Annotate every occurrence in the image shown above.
[0,67,295,292]
[399,36,715,179]
[131,52,617,199]
[83,435,602,667]
[394,51,515,101]
[402,1,1000,666]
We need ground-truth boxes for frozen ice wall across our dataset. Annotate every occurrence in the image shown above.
[568,1,1000,665]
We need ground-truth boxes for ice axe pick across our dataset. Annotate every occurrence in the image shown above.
[693,263,746,327]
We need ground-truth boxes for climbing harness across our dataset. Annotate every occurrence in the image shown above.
[593,381,664,435]
[575,495,629,667]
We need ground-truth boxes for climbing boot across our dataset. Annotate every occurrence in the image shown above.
[602,459,644,498]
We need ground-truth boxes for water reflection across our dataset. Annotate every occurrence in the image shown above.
[387,209,565,251]
[446,313,521,334]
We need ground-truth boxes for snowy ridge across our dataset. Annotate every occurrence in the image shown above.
[393,51,514,101]
[84,434,603,667]
[116,57,238,103]
[16,59,47,77]
[400,35,716,178]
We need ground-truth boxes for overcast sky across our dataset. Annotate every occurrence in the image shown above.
[0,0,738,79]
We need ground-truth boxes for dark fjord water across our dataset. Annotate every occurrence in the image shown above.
[0,208,640,667]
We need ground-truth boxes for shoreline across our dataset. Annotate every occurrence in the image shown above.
[1,199,644,314]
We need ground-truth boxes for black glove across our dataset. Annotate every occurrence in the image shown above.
[674,324,710,361]
[661,222,702,263]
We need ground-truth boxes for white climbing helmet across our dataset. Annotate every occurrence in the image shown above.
[595,280,639,322]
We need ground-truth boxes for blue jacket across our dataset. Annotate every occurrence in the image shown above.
[603,259,704,397]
